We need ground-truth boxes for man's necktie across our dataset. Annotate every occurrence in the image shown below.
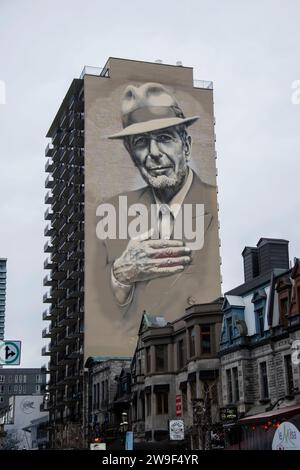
[158,204,174,240]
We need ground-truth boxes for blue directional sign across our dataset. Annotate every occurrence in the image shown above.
[0,340,21,365]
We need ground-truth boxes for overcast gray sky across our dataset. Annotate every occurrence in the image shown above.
[0,0,299,367]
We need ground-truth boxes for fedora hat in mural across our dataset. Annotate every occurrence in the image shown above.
[108,82,199,139]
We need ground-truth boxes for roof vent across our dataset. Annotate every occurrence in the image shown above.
[155,59,163,64]
[176,61,183,66]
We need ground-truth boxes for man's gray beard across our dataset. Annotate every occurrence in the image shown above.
[141,168,187,192]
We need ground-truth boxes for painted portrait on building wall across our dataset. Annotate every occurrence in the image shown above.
[84,59,221,357]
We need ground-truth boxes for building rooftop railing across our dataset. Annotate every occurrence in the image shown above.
[79,65,213,89]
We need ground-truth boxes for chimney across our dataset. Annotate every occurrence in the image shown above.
[257,238,289,276]
[242,238,290,283]
[242,247,259,283]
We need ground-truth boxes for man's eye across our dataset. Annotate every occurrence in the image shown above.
[134,137,148,147]
[157,134,172,143]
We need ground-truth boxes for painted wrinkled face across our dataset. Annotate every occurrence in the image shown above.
[128,128,191,190]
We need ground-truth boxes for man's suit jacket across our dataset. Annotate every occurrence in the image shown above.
[94,170,221,338]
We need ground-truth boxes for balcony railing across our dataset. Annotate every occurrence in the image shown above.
[79,66,104,79]
[193,79,213,89]
[45,159,54,173]
[42,327,51,339]
[45,143,54,157]
[45,175,54,189]
[41,345,51,356]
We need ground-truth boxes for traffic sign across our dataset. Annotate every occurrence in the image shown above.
[0,340,21,365]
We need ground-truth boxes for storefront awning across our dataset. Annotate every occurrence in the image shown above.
[239,404,300,424]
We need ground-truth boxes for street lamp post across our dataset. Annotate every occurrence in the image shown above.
[120,412,129,449]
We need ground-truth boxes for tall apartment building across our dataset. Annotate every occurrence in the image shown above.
[0,258,7,340]
[0,368,45,410]
[42,57,220,448]
[42,78,85,448]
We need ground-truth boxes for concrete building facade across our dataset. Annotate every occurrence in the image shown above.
[42,57,221,448]
[0,368,45,410]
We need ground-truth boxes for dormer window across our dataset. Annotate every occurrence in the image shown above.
[226,317,233,344]
[256,308,265,337]
[251,289,267,338]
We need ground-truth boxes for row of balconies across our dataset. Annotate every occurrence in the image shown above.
[50,147,84,167]
[43,308,59,321]
[45,169,84,191]
[43,279,83,305]
[41,339,82,359]
[52,128,84,149]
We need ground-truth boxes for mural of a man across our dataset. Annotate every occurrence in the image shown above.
[96,82,220,332]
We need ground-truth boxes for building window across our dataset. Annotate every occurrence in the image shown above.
[226,318,233,344]
[146,393,151,416]
[232,367,240,402]
[226,369,233,403]
[155,345,168,372]
[0,397,3,403]
[93,384,96,409]
[101,382,104,403]
[19,375,23,383]
[36,375,41,383]
[19,385,22,393]
[0,375,5,383]
[189,327,196,357]
[284,355,294,395]
[138,358,142,375]
[146,347,151,374]
[297,286,300,311]
[97,383,100,409]
[23,385,26,393]
[0,385,4,393]
[23,375,27,383]
[156,392,168,415]
[200,325,211,354]
[256,308,265,337]
[8,376,12,383]
[15,376,18,383]
[190,381,196,402]
[14,385,18,392]
[105,380,108,402]
[260,362,269,399]
[280,297,289,320]
[178,340,185,369]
